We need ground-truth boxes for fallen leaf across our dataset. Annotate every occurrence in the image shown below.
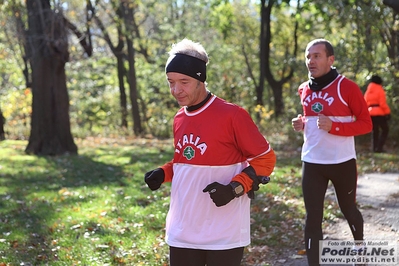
[297,249,306,255]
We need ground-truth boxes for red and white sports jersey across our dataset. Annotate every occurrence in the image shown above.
[298,75,372,164]
[164,95,272,250]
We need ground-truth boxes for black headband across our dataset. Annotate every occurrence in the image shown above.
[166,53,207,82]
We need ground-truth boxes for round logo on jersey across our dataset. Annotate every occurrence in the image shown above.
[312,102,324,113]
[183,146,195,160]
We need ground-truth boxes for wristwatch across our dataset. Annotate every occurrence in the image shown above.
[230,182,244,197]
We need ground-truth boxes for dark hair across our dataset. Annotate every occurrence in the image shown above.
[306,39,334,57]
[370,75,383,85]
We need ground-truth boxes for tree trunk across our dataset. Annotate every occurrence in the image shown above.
[0,107,5,141]
[126,37,143,135]
[25,0,77,155]
[383,0,399,13]
[90,2,128,129]
[258,0,266,107]
[121,2,143,136]
[117,55,128,128]
[260,0,298,118]
[271,85,284,118]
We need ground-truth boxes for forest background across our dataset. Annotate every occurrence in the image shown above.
[1,1,399,265]
[0,0,398,154]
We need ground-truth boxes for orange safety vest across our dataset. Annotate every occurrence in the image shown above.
[364,82,391,116]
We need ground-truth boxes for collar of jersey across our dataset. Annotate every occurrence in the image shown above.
[184,95,216,116]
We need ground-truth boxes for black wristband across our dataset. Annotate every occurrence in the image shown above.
[242,166,260,191]
[242,166,270,199]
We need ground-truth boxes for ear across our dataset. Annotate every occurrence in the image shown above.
[328,55,335,66]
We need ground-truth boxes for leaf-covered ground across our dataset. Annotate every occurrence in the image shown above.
[0,137,397,265]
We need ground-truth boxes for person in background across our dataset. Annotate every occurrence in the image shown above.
[291,38,372,265]
[144,38,276,266]
[364,75,391,153]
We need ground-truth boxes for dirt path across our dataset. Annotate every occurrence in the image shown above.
[273,173,399,266]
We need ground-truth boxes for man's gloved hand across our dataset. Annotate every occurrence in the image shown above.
[144,168,165,191]
[203,182,235,207]
[386,114,391,121]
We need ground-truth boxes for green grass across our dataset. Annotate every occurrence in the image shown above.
[0,138,397,265]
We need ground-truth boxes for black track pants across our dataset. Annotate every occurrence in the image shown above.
[302,159,364,265]
[169,246,244,266]
[371,116,389,152]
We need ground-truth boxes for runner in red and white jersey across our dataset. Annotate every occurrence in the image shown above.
[292,39,372,266]
[145,39,276,266]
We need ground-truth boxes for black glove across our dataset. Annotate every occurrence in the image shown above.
[386,114,391,121]
[144,168,165,191]
[203,182,235,207]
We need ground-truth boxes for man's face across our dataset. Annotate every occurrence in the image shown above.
[305,43,334,78]
[167,72,205,107]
